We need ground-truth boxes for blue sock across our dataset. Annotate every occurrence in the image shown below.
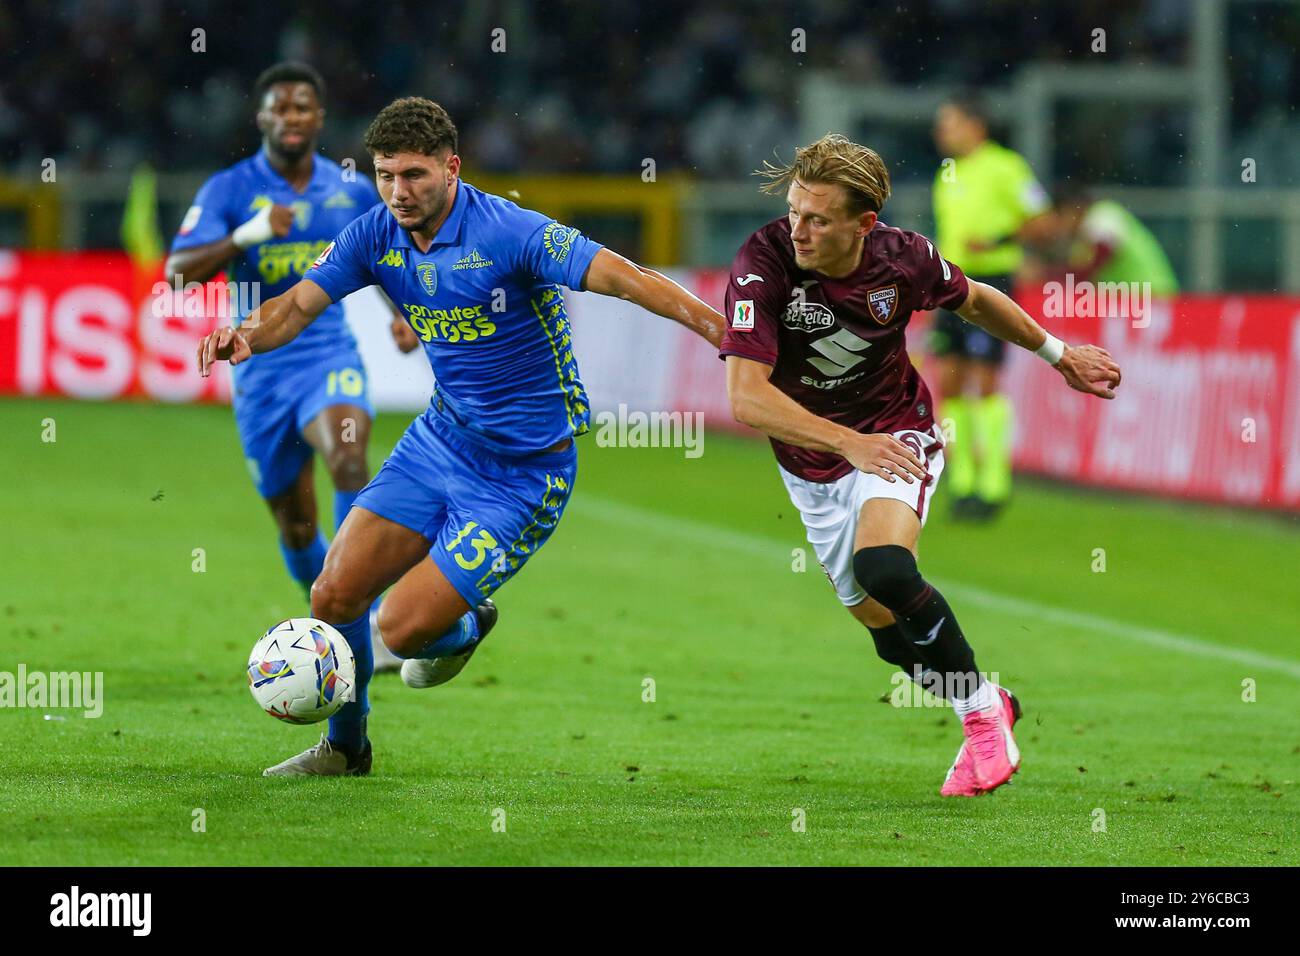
[408,611,480,660]
[335,491,382,618]
[279,532,327,602]
[335,489,360,532]
[328,611,373,752]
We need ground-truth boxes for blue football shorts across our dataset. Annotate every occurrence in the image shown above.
[232,349,374,498]
[352,404,578,607]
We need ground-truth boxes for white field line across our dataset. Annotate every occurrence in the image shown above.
[578,495,1300,680]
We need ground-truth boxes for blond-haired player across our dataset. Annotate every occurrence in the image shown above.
[721,134,1121,795]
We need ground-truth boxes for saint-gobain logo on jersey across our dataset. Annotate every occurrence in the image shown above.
[781,299,835,332]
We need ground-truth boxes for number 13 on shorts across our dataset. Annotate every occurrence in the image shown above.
[445,519,500,571]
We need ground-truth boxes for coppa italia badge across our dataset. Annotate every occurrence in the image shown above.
[782,290,835,332]
[731,299,755,330]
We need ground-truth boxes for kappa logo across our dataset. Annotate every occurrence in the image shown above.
[453,249,494,270]
[376,248,405,268]
[416,262,438,296]
[867,285,899,325]
[731,299,755,330]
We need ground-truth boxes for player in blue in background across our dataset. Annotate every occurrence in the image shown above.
[199,97,724,777]
[167,63,419,625]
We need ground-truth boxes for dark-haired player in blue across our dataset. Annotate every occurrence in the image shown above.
[167,63,418,631]
[199,97,724,776]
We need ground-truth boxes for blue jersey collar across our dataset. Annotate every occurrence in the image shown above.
[253,148,326,194]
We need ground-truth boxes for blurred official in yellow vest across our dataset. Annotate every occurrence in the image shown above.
[931,93,1053,521]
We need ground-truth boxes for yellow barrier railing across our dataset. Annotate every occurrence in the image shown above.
[0,172,692,262]
[464,172,690,265]
[0,178,60,249]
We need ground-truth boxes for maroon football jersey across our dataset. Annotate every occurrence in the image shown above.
[720,217,969,482]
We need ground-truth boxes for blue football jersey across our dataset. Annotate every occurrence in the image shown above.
[305,181,603,458]
[171,149,382,382]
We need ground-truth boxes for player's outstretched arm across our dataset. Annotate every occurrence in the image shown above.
[955,280,1123,399]
[196,278,332,377]
[583,248,726,347]
[726,356,927,484]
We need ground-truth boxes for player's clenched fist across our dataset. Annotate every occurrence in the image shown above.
[197,326,252,377]
[268,204,295,237]
[231,204,295,249]
[840,432,928,484]
[1055,344,1122,400]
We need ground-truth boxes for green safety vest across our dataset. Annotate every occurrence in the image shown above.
[932,140,1050,276]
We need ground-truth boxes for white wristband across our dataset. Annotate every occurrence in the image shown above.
[231,205,275,250]
[1035,332,1066,366]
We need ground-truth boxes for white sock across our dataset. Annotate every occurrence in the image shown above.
[369,610,402,663]
[952,679,997,718]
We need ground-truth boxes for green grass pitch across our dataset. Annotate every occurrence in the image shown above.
[1,397,1296,865]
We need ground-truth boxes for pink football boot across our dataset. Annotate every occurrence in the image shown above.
[940,685,1021,797]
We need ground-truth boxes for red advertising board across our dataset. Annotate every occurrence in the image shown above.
[0,251,230,402]
[1003,291,1300,510]
[3,253,1297,510]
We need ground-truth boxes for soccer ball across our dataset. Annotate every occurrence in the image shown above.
[247,618,356,724]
